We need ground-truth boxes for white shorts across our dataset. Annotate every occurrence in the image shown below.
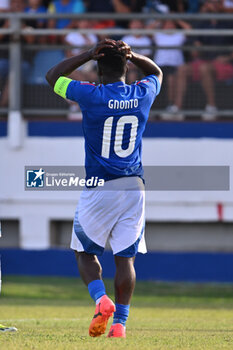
[70,176,147,257]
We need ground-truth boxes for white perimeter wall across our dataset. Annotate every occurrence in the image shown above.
[0,134,233,249]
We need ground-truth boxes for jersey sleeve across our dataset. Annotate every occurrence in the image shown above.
[54,76,96,107]
[136,74,161,97]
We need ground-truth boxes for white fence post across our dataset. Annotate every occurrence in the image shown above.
[8,15,25,149]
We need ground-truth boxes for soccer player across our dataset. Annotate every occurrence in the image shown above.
[0,222,17,332]
[46,39,162,338]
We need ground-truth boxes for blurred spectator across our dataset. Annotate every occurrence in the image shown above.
[112,0,146,28]
[0,7,10,103]
[24,0,47,44]
[160,0,186,12]
[85,0,115,29]
[42,0,53,8]
[48,0,85,31]
[86,0,146,28]
[122,20,152,56]
[65,20,97,54]
[174,0,233,120]
[25,0,47,21]
[186,0,200,13]
[112,0,146,12]
[0,0,10,11]
[221,0,233,12]
[122,20,152,83]
[65,19,98,119]
[145,0,185,13]
[153,19,190,120]
[0,0,32,107]
[65,19,97,82]
[85,0,113,12]
[144,0,169,13]
[73,0,85,12]
[4,0,25,12]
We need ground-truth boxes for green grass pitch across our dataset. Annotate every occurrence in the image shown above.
[1,276,233,349]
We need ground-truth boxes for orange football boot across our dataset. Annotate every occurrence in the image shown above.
[107,323,126,338]
[89,295,115,337]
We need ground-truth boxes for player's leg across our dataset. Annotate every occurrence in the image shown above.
[0,248,17,332]
[107,256,136,338]
[75,251,102,285]
[107,179,146,338]
[74,250,115,337]
[71,190,117,338]
[114,256,136,305]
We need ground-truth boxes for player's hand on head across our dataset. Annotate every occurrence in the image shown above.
[89,39,117,60]
[116,40,132,60]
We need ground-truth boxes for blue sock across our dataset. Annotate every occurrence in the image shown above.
[113,304,130,327]
[88,279,106,303]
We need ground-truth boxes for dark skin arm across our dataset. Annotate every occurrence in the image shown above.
[46,39,163,88]
[130,52,163,85]
[112,0,131,13]
[117,40,163,85]
[46,39,117,88]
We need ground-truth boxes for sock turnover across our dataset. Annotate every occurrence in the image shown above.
[113,303,130,327]
[88,279,106,303]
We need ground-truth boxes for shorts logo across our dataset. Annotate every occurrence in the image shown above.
[26,168,45,188]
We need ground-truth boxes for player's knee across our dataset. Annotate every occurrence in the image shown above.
[115,256,135,273]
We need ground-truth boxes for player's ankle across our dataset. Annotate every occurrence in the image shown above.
[112,322,126,329]
[88,279,106,303]
[113,303,130,327]
[95,294,106,305]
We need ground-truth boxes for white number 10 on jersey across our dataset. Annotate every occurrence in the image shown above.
[101,115,138,159]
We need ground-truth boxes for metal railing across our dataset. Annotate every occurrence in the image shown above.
[0,12,233,126]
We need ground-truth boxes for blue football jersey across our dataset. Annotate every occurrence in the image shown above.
[66,75,161,181]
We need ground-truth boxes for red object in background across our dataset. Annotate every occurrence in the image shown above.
[213,60,233,81]
[217,203,223,221]
[191,59,233,82]
[93,20,115,29]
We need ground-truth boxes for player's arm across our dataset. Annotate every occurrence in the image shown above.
[45,39,117,88]
[117,40,163,85]
[130,52,163,85]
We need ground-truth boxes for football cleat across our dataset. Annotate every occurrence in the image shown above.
[89,295,115,337]
[0,324,17,332]
[107,323,126,338]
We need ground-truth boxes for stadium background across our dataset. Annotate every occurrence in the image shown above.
[1,0,233,282]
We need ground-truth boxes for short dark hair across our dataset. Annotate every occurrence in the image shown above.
[97,46,127,77]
